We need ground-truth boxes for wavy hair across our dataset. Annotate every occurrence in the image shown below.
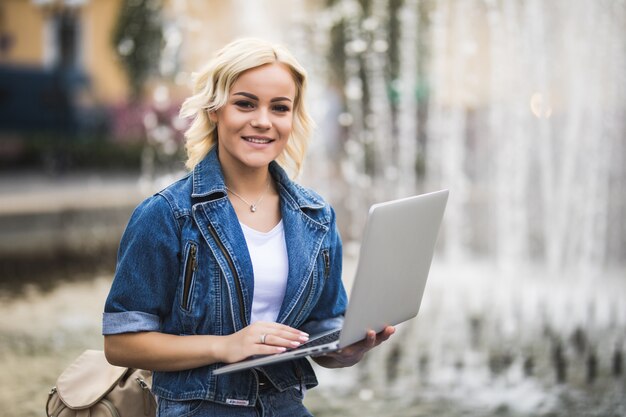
[179,38,314,176]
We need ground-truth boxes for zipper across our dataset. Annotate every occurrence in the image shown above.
[322,249,330,279]
[207,223,247,328]
[46,387,59,417]
[136,376,155,416]
[181,243,197,310]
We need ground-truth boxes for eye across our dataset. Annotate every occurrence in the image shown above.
[234,100,255,110]
[273,104,291,113]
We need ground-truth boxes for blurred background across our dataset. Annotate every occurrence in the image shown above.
[0,0,625,416]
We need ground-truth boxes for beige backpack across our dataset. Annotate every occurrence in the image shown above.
[46,350,156,417]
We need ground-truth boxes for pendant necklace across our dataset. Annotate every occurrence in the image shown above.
[225,179,271,213]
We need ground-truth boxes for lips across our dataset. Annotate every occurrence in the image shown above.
[242,136,274,144]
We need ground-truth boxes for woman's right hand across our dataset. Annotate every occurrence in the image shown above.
[217,322,309,363]
[104,323,310,372]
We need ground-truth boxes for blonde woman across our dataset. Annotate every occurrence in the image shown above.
[103,38,394,416]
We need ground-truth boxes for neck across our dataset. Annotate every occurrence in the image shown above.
[220,160,272,196]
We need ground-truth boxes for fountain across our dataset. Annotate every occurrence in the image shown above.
[299,0,626,269]
[288,0,626,415]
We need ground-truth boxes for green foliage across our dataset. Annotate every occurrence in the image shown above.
[112,0,164,99]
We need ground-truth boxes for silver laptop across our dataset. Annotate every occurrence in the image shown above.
[213,189,449,375]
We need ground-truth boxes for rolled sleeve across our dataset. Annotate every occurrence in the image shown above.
[102,311,161,334]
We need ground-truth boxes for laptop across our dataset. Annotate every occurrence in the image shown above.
[213,189,449,375]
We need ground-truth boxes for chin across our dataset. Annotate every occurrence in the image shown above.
[240,155,277,169]
[245,150,284,166]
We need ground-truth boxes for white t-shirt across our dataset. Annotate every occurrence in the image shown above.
[240,220,289,323]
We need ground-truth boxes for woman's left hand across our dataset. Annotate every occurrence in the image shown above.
[312,326,395,368]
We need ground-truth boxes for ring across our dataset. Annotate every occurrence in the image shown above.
[260,334,267,344]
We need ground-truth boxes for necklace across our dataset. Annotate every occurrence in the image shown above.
[225,179,271,213]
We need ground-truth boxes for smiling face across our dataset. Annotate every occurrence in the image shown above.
[210,63,297,175]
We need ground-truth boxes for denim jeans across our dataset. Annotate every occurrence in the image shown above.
[157,388,313,417]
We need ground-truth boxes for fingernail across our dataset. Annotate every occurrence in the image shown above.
[277,347,287,352]
[300,331,309,336]
[299,335,309,341]
[291,341,301,347]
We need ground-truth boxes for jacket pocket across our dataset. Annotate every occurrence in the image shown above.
[181,242,197,312]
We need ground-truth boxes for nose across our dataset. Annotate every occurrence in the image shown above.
[251,110,271,129]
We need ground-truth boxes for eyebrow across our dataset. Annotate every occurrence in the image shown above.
[233,92,293,103]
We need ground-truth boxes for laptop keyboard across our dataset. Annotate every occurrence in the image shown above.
[298,329,341,350]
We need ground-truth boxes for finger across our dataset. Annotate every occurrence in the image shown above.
[254,326,309,347]
[373,326,395,346]
[254,330,307,349]
[260,333,306,349]
[379,326,395,339]
[270,328,309,343]
[255,323,309,343]
[254,344,288,356]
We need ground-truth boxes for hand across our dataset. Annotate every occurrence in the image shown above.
[314,326,395,368]
[217,322,309,363]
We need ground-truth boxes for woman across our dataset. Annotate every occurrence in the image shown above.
[103,38,394,416]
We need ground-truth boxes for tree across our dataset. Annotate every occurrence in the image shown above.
[113,0,164,99]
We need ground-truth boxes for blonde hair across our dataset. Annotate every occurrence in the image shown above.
[179,38,314,176]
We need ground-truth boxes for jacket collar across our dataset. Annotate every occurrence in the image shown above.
[191,147,325,211]
[191,147,227,198]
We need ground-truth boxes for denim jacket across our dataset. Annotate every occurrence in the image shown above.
[103,148,347,406]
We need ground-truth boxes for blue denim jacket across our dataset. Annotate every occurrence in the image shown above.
[103,148,347,406]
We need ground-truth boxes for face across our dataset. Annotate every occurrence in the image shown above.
[210,63,297,173]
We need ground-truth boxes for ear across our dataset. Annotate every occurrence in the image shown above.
[208,110,218,123]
